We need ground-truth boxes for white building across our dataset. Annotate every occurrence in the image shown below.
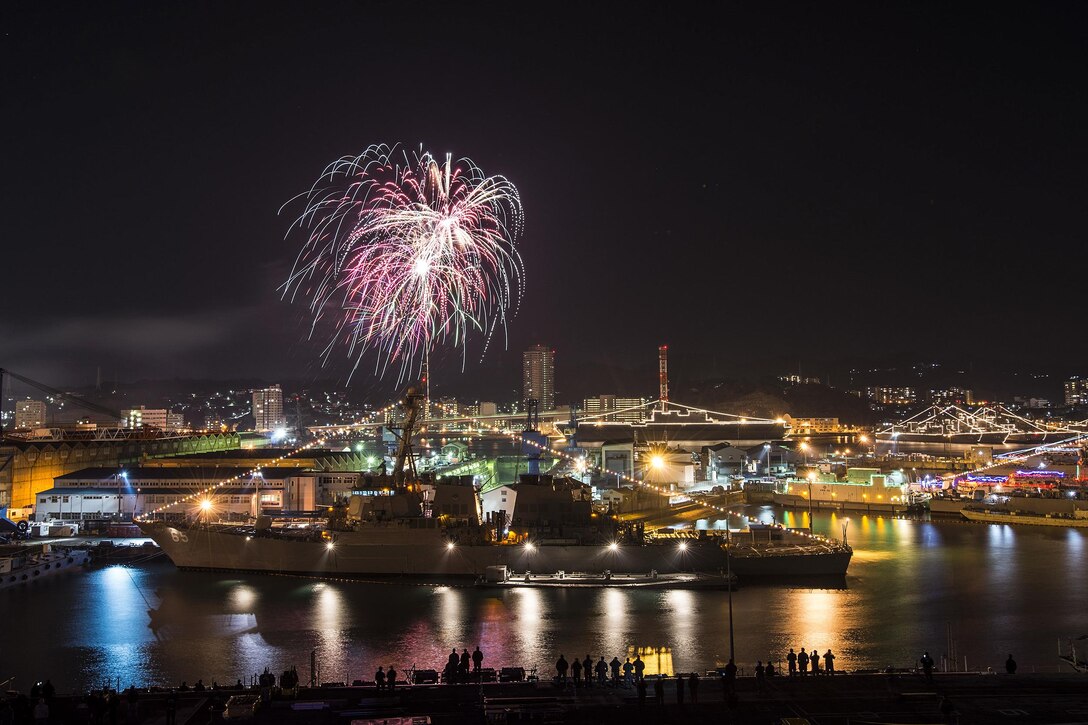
[252,385,286,432]
[34,466,314,522]
[15,400,47,430]
[121,407,170,430]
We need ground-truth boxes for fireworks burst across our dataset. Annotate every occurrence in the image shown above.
[282,144,525,381]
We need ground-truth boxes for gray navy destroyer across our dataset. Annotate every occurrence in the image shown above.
[138,388,850,583]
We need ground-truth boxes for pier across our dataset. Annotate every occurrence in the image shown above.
[8,671,1088,724]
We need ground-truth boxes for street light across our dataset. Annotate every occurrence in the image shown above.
[763,444,772,476]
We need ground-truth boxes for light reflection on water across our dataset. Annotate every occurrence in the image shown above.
[4,509,1088,691]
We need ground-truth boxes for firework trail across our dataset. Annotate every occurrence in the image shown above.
[282,144,525,382]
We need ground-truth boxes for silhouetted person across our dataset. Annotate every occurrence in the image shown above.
[755,661,765,691]
[920,651,934,681]
[33,699,48,725]
[810,648,820,675]
[634,655,645,682]
[610,657,621,686]
[637,678,647,706]
[30,684,40,701]
[459,649,470,676]
[1005,654,1017,674]
[787,648,797,676]
[595,657,607,686]
[798,649,809,676]
[449,648,460,675]
[194,679,205,692]
[824,650,835,675]
[765,661,776,678]
[622,658,634,687]
[675,673,685,704]
[126,686,139,721]
[939,694,954,722]
[107,691,119,725]
[375,666,386,691]
[556,655,569,685]
[653,676,664,705]
[178,681,189,691]
[571,657,582,687]
[582,656,592,687]
[41,680,54,701]
[473,646,484,673]
[688,671,699,703]
[723,659,737,696]
[387,666,397,691]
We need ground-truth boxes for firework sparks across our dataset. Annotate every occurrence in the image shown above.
[282,144,525,381]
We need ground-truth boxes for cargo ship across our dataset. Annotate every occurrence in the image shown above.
[138,388,851,583]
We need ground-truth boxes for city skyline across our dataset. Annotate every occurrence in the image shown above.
[4,3,1087,396]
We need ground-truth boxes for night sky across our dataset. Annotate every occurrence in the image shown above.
[4,2,1086,401]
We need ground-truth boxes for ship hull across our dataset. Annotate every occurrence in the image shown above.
[137,522,851,581]
[137,522,731,578]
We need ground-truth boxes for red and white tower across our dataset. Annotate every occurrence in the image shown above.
[658,345,669,412]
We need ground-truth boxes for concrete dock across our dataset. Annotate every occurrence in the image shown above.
[11,671,1088,724]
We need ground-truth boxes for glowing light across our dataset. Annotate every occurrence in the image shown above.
[282,143,526,381]
[200,499,212,512]
[326,541,335,550]
[608,542,619,552]
[651,455,665,469]
[446,541,456,550]
[678,541,688,552]
[524,542,535,553]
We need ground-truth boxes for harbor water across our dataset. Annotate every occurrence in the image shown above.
[2,506,1086,692]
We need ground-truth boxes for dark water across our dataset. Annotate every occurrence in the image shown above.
[3,507,1086,693]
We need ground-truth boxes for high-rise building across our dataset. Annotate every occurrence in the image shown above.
[252,385,286,432]
[14,400,47,430]
[522,345,555,411]
[1066,377,1088,407]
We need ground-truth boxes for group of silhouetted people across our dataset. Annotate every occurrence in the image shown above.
[373,664,399,691]
[556,653,645,688]
[441,645,485,683]
[785,647,836,676]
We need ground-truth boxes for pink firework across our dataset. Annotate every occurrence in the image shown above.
[283,144,525,380]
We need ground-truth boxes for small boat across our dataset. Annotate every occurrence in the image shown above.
[1059,635,1088,672]
[0,545,92,590]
